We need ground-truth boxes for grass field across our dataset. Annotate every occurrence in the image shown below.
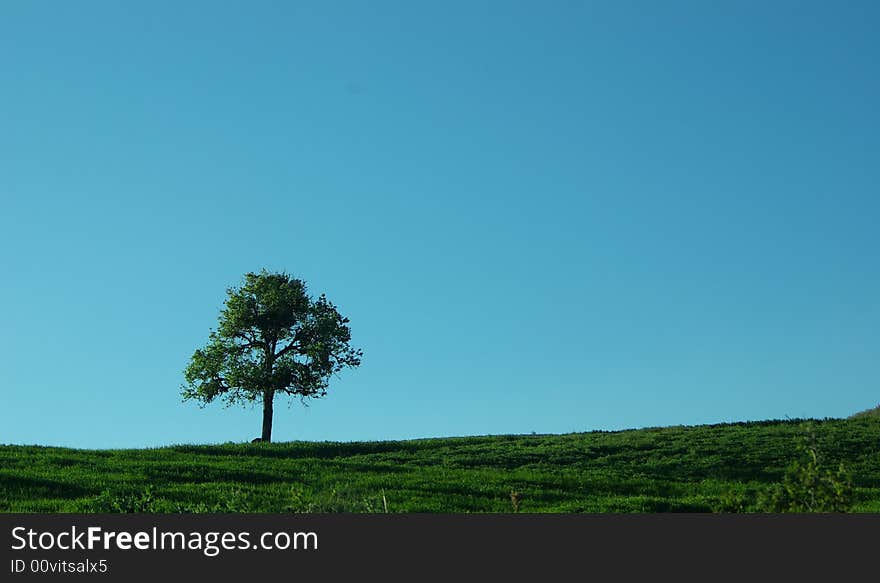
[2,416,879,513]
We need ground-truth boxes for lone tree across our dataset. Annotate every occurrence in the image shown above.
[182,270,362,442]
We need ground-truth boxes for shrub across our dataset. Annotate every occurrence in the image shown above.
[758,430,854,513]
[81,486,160,513]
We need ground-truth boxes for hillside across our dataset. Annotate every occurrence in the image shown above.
[851,405,880,420]
[2,417,879,513]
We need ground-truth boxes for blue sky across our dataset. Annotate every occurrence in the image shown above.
[2,1,878,448]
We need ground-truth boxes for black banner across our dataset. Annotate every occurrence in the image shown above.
[1,514,876,581]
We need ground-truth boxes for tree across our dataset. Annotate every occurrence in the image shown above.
[182,270,362,442]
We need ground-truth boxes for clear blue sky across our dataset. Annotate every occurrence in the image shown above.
[2,1,878,448]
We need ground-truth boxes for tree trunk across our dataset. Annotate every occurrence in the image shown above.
[261,389,274,442]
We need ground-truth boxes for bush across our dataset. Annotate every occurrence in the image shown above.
[79,486,257,513]
[758,430,854,513]
[81,486,160,513]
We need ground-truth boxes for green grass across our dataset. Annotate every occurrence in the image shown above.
[851,404,880,419]
[2,417,879,512]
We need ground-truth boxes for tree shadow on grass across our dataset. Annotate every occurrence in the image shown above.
[167,440,447,460]
[142,460,405,487]
[0,474,90,500]
[143,466,296,486]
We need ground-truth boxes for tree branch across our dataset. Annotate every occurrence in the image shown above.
[274,335,302,359]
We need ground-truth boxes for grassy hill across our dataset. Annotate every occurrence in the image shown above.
[2,417,879,513]
[851,405,880,420]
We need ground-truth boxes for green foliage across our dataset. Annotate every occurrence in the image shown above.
[182,270,362,440]
[2,417,879,513]
[174,488,258,513]
[712,486,762,513]
[79,486,260,513]
[850,404,880,420]
[81,486,160,513]
[758,429,854,513]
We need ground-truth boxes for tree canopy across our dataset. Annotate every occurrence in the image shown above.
[182,270,362,441]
